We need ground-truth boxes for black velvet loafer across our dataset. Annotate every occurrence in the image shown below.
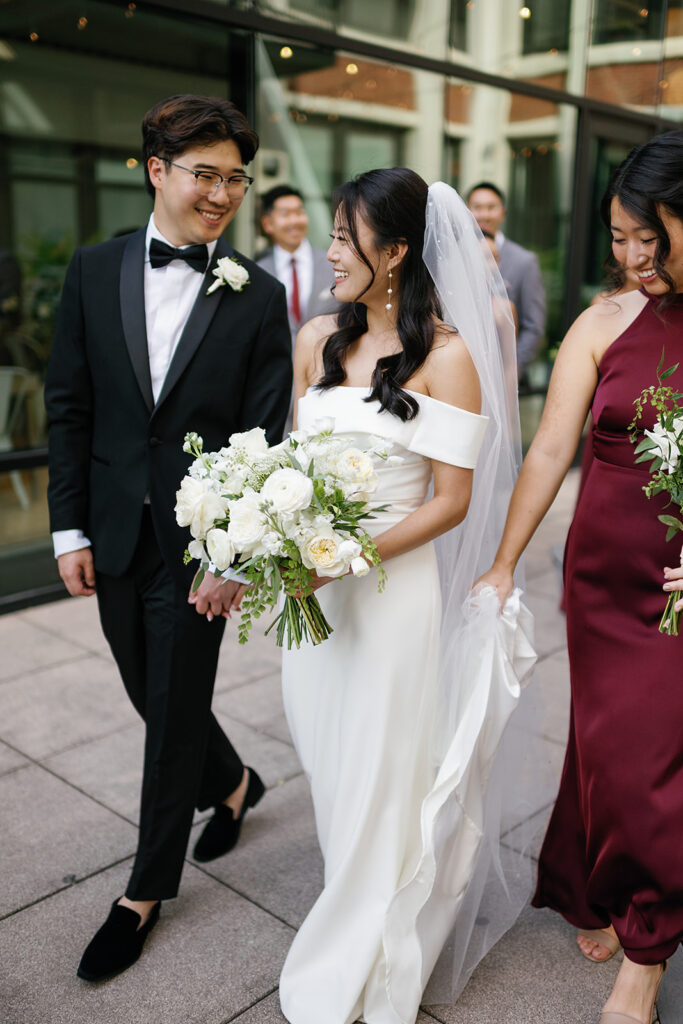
[77,899,160,982]
[193,767,265,862]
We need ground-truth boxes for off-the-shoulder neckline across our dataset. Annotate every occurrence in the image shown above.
[303,384,486,419]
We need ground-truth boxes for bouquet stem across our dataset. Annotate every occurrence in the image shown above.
[265,594,334,649]
[659,591,681,636]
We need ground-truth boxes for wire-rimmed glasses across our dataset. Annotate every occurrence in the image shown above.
[163,159,254,198]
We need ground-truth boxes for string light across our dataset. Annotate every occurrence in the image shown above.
[280,46,293,59]
[77,16,88,30]
[29,31,39,42]
[126,158,139,169]
[345,63,359,75]
[519,7,531,18]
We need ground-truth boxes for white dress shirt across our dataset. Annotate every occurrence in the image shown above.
[273,239,313,320]
[53,214,217,558]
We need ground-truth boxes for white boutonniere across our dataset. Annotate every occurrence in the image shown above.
[206,256,250,295]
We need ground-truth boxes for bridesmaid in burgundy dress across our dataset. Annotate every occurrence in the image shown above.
[479,131,683,1023]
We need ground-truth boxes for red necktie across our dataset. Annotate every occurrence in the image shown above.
[290,257,301,324]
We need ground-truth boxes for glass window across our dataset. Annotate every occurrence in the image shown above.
[521,0,571,54]
[0,0,243,604]
[449,0,469,51]
[289,0,416,39]
[592,0,667,45]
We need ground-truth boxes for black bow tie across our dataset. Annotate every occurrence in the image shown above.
[149,238,209,273]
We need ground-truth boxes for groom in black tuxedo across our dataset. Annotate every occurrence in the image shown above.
[45,94,291,981]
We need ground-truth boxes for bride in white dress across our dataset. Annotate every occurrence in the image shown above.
[279,169,536,1024]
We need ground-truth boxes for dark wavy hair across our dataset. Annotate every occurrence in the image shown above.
[600,129,683,304]
[142,94,259,197]
[317,168,441,421]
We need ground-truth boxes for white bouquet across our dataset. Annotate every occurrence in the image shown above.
[175,424,390,647]
[630,348,683,635]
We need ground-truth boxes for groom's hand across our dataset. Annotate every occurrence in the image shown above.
[189,574,245,621]
[58,549,96,597]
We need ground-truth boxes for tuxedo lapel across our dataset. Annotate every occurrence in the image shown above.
[154,237,234,411]
[120,230,154,412]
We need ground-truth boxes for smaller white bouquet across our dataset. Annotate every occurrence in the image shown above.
[175,424,390,648]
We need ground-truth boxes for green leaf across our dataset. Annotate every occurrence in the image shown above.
[191,567,205,593]
[658,514,683,531]
[660,362,680,380]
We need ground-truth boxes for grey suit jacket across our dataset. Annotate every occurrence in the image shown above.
[256,245,337,340]
[497,238,546,374]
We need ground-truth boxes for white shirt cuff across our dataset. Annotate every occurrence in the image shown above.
[53,529,92,559]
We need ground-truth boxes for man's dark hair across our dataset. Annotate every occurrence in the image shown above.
[142,94,259,197]
[261,184,304,216]
[467,181,506,205]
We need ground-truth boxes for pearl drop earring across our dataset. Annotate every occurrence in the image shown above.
[385,270,393,311]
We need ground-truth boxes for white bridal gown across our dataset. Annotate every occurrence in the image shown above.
[280,386,534,1024]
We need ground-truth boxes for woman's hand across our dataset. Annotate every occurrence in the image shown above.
[188,574,247,621]
[663,562,683,614]
[473,564,515,610]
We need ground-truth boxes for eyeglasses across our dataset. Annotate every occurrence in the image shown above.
[163,159,254,198]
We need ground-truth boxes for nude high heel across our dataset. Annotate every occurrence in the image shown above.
[599,961,667,1024]
[578,927,622,962]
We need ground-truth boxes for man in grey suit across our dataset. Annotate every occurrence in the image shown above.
[256,185,337,337]
[467,181,546,383]
[256,185,337,428]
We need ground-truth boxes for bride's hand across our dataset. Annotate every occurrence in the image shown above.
[473,565,514,610]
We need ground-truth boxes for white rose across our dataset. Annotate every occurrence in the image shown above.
[261,467,313,515]
[175,477,229,540]
[351,556,370,577]
[227,491,267,552]
[334,448,375,483]
[300,525,358,577]
[220,257,249,290]
[228,426,269,455]
[206,528,235,571]
[208,256,250,293]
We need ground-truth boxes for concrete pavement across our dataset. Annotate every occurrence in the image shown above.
[1,469,680,1024]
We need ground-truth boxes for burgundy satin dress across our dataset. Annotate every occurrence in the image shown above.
[532,292,683,965]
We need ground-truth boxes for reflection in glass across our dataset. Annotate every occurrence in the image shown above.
[592,0,666,44]
[522,0,571,54]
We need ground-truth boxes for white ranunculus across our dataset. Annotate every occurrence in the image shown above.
[175,477,229,540]
[261,467,313,515]
[227,490,267,552]
[228,426,269,455]
[300,525,359,577]
[206,528,235,571]
[351,555,370,577]
[188,539,207,562]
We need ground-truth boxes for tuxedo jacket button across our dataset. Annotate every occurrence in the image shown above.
[149,436,162,447]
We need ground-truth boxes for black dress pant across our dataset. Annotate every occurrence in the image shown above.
[95,507,243,900]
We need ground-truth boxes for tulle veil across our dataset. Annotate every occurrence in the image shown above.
[382,183,553,1011]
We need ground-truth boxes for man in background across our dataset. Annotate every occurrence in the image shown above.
[256,185,337,340]
[467,181,546,384]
